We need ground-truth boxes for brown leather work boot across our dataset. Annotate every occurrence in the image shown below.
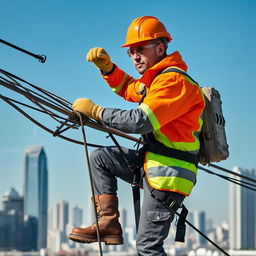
[69,195,123,245]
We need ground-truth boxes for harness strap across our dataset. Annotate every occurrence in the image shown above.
[144,133,198,166]
[160,67,198,84]
[132,185,141,233]
[175,205,188,242]
[145,177,181,211]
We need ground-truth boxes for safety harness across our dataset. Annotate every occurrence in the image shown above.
[133,67,199,242]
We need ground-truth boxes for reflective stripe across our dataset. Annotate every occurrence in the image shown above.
[154,116,203,153]
[111,74,129,94]
[154,129,200,153]
[146,152,197,174]
[138,103,160,130]
[144,152,197,195]
[148,176,194,196]
[139,104,202,153]
[147,166,196,183]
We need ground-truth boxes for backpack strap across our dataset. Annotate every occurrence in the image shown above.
[160,67,199,85]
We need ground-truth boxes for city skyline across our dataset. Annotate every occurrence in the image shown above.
[1,179,256,255]
[0,186,231,255]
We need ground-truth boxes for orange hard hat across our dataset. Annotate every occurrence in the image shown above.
[121,16,172,48]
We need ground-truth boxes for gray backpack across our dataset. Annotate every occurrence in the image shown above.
[160,68,229,164]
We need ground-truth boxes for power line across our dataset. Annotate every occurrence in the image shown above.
[209,163,256,184]
[199,166,256,192]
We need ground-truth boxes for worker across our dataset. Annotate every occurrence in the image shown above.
[69,16,205,256]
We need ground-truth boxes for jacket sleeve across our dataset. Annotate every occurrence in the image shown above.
[102,64,144,103]
[138,72,205,131]
[102,107,153,134]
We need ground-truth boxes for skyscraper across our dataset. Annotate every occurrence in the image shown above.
[186,210,207,248]
[0,188,24,251]
[72,206,83,227]
[59,200,69,233]
[229,167,256,250]
[47,200,69,252]
[193,210,207,247]
[23,146,48,250]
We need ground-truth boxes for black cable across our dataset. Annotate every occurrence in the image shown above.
[209,163,256,184]
[0,73,72,121]
[0,69,141,143]
[199,166,256,192]
[0,92,77,129]
[77,112,103,256]
[175,210,230,256]
[0,69,71,107]
[0,94,104,148]
[106,131,141,233]
[0,39,46,63]
[0,94,63,118]
[228,176,256,188]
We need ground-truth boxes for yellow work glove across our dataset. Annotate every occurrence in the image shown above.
[72,98,104,121]
[86,47,113,72]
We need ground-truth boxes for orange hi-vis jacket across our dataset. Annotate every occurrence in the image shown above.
[102,51,205,196]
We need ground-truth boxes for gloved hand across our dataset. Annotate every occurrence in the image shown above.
[72,98,104,121]
[86,47,113,72]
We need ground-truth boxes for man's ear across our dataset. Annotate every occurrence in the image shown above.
[157,43,166,57]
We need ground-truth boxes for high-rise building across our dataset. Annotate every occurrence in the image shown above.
[48,200,69,232]
[49,201,59,230]
[188,210,207,248]
[72,206,83,227]
[0,188,24,251]
[229,167,256,250]
[47,200,70,252]
[23,146,48,250]
[59,200,69,233]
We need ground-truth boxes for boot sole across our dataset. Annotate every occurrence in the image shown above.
[69,233,124,245]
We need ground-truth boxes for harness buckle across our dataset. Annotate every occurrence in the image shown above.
[163,196,179,211]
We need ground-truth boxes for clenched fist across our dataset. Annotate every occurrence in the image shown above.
[86,47,113,72]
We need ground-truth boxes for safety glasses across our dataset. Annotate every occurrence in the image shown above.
[127,43,159,57]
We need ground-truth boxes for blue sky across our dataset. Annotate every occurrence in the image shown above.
[0,0,256,227]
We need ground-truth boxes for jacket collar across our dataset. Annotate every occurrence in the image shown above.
[139,51,188,87]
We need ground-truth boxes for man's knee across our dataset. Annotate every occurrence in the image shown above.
[90,148,106,166]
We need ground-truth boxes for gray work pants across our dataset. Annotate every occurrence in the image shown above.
[90,146,185,256]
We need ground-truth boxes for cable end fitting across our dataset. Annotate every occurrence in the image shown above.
[38,55,47,63]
